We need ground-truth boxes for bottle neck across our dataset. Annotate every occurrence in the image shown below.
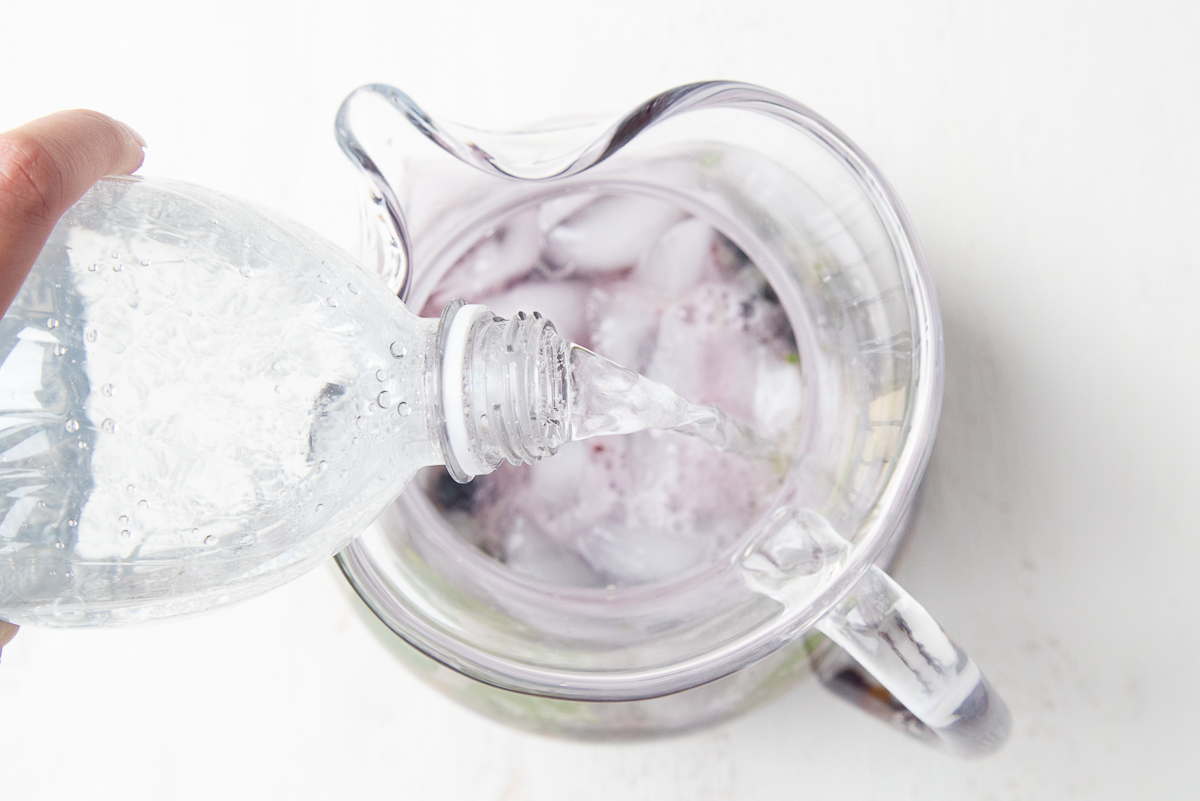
[435,300,572,483]
[431,298,769,484]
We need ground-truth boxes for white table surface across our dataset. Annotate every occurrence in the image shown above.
[3,1,1198,798]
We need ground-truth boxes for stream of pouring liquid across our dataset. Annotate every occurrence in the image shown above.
[566,346,779,461]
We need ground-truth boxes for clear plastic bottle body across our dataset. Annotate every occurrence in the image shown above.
[0,176,781,629]
[0,177,445,625]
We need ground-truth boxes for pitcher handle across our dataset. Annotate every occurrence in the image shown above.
[334,85,414,301]
[814,565,1011,757]
[740,508,1010,756]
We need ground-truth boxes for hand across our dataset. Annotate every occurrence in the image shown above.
[0,621,16,662]
[0,110,145,654]
[0,110,146,317]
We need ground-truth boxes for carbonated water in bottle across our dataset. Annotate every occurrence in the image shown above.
[0,177,768,625]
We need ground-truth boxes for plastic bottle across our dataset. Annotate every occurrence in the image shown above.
[0,177,633,626]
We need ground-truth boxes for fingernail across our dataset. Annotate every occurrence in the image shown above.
[123,123,147,148]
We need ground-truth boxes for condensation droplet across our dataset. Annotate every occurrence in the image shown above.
[120,529,131,538]
[112,263,123,272]
[398,402,411,416]
[390,342,407,359]
[111,251,120,259]
[64,419,79,432]
[315,504,324,513]
[87,263,98,272]
[203,535,217,545]
[52,344,67,356]
[101,383,114,397]
[85,329,98,342]
[118,515,128,524]
[240,265,254,277]
[54,541,64,549]
[327,297,338,307]
[347,283,359,294]
[101,419,116,433]
[67,520,77,527]
[479,412,488,431]
[318,460,328,471]
[126,484,136,494]
[137,499,149,509]
[317,274,329,284]
[267,233,279,242]
[375,369,387,382]
[274,385,284,394]
[140,259,151,266]
[46,318,59,329]
[377,391,390,408]
[270,361,281,371]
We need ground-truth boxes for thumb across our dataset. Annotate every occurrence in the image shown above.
[0,620,18,663]
[0,109,146,315]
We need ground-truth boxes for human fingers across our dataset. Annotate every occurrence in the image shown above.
[0,110,146,315]
[0,620,18,662]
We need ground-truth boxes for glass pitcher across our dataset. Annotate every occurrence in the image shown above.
[332,81,1009,756]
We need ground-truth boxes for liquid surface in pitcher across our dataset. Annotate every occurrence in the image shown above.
[421,190,805,589]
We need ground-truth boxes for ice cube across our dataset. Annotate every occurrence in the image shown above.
[537,192,599,233]
[504,515,608,588]
[630,217,718,295]
[641,287,754,420]
[513,440,591,517]
[568,431,779,585]
[584,282,663,373]
[478,279,592,347]
[519,440,624,542]
[542,195,686,277]
[424,209,542,311]
[641,280,799,427]
[753,348,804,440]
[578,522,708,586]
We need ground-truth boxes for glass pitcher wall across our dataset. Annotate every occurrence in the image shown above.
[334,83,1007,755]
